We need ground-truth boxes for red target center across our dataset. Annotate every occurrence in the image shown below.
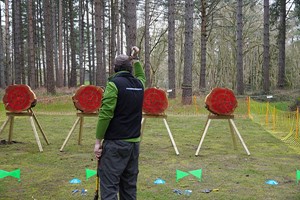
[72,85,103,113]
[143,88,168,115]
[205,87,237,115]
[3,84,37,113]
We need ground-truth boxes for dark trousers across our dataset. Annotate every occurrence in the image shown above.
[98,140,139,200]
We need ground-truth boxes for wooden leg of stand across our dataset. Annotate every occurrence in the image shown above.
[30,116,43,152]
[30,109,50,145]
[8,116,14,143]
[229,119,250,155]
[163,118,179,155]
[60,117,81,152]
[0,117,11,136]
[78,116,84,145]
[140,118,146,140]
[228,119,237,150]
[195,119,211,156]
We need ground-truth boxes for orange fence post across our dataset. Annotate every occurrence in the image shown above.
[247,96,251,118]
[193,95,199,114]
[272,106,276,131]
[265,102,269,126]
[295,107,299,140]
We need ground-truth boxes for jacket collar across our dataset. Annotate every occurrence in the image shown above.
[108,71,132,81]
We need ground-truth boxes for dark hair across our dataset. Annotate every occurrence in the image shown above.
[114,62,132,73]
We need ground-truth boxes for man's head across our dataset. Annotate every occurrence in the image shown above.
[114,54,132,73]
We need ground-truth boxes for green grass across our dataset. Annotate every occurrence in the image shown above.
[0,96,300,199]
[270,101,291,111]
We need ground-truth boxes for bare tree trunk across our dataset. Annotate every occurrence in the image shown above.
[124,0,137,54]
[236,0,244,95]
[44,0,56,94]
[168,0,176,98]
[263,0,270,93]
[120,0,124,54]
[102,1,107,78]
[79,0,85,85]
[117,0,121,55]
[69,0,77,87]
[28,0,36,88]
[182,0,194,105]
[110,0,118,75]
[91,0,96,85]
[16,0,25,84]
[63,1,67,87]
[57,0,64,87]
[39,0,46,87]
[52,0,59,87]
[277,0,286,88]
[95,0,106,86]
[64,5,69,87]
[0,4,4,88]
[13,0,23,84]
[177,26,184,90]
[5,0,12,86]
[19,1,25,84]
[144,0,151,87]
[36,2,41,88]
[86,0,92,84]
[199,0,207,92]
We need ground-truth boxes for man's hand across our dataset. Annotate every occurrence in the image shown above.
[130,46,139,60]
[94,139,103,160]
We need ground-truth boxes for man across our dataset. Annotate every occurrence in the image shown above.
[94,46,146,200]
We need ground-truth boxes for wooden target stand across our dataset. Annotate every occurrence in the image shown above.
[60,112,98,152]
[0,108,50,152]
[141,113,179,155]
[195,114,250,156]
[60,85,102,151]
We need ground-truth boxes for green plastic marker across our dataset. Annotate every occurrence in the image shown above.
[0,169,21,181]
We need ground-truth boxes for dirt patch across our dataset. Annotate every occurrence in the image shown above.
[0,140,23,145]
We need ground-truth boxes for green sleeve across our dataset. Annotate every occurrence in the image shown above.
[95,81,118,140]
[133,61,146,88]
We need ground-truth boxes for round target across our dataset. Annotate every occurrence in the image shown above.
[72,85,103,113]
[3,84,37,113]
[143,88,168,115]
[205,87,237,115]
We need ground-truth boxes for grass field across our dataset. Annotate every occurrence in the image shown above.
[0,95,300,199]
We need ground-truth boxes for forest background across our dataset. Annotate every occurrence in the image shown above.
[0,0,299,104]
[1,1,300,198]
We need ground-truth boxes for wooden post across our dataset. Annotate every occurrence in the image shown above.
[78,116,84,145]
[30,116,43,152]
[0,117,11,136]
[8,116,14,143]
[60,117,81,152]
[30,108,50,145]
